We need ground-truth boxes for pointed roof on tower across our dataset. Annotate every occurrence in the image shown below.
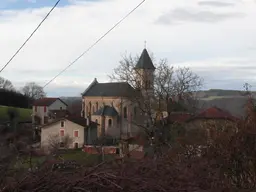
[134,48,156,70]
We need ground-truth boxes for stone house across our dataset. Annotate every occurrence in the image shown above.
[40,115,98,151]
[186,106,239,140]
[164,106,240,143]
[81,48,156,140]
[32,97,68,125]
[186,106,239,129]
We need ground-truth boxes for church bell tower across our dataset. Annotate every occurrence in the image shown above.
[134,48,156,97]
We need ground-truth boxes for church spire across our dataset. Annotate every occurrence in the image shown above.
[134,48,156,70]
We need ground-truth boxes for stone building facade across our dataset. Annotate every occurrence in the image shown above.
[81,48,156,139]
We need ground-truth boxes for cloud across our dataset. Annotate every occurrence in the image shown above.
[174,56,256,90]
[0,0,256,96]
[198,1,235,7]
[156,8,245,25]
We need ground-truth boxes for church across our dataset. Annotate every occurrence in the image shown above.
[81,48,156,140]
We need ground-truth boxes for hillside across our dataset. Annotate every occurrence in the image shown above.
[0,105,32,123]
[61,97,82,116]
[196,89,251,117]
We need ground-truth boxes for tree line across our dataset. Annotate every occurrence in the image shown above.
[0,77,46,108]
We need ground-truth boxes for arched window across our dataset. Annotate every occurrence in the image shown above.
[92,106,95,113]
[108,119,112,126]
[95,119,98,124]
[96,102,99,111]
[123,107,127,119]
[89,102,92,113]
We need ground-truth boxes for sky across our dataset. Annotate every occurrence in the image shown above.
[0,0,256,97]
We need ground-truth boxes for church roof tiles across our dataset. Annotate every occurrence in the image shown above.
[134,48,156,70]
[93,105,118,117]
[82,79,137,97]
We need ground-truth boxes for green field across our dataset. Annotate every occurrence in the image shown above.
[0,105,32,122]
[200,96,236,101]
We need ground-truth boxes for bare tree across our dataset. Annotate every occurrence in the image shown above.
[109,52,203,157]
[47,134,73,157]
[0,76,14,91]
[109,52,203,112]
[22,82,46,100]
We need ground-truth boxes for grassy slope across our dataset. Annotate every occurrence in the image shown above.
[0,105,32,122]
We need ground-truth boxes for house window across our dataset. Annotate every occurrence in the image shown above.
[108,119,112,126]
[35,106,37,112]
[60,129,64,137]
[60,107,62,110]
[61,121,64,127]
[123,107,127,119]
[60,142,64,147]
[74,130,79,137]
[44,106,46,112]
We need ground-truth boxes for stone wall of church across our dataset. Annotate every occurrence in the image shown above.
[82,96,142,138]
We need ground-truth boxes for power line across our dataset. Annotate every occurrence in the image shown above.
[43,0,146,88]
[0,0,61,73]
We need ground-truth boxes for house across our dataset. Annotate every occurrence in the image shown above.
[40,115,98,152]
[176,106,240,142]
[81,48,156,140]
[161,106,240,143]
[32,97,68,125]
[186,106,239,128]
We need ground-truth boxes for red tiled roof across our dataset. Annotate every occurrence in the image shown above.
[188,107,239,122]
[168,112,192,123]
[33,98,67,106]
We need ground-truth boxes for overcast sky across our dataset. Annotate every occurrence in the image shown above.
[0,0,256,97]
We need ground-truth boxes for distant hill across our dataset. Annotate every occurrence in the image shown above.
[196,89,253,118]
[60,89,253,118]
[61,97,82,116]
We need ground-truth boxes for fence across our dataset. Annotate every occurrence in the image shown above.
[83,145,118,155]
